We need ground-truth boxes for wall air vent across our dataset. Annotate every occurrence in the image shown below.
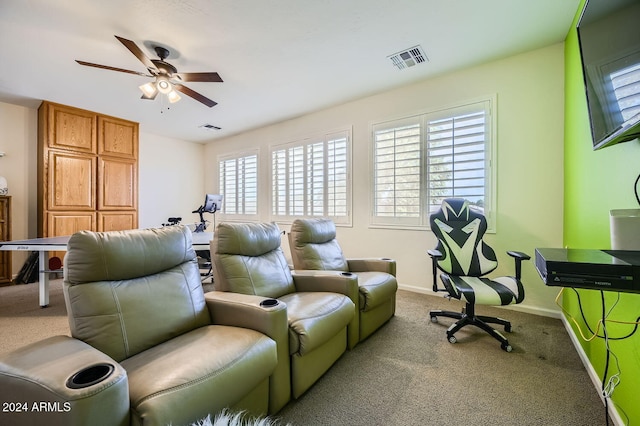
[199,124,222,131]
[387,45,428,70]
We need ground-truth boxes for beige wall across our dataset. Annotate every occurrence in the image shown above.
[138,132,205,229]
[0,102,38,272]
[204,43,567,316]
[0,100,205,274]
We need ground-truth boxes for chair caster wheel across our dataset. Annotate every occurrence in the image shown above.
[448,335,457,344]
[430,316,438,323]
[501,343,513,352]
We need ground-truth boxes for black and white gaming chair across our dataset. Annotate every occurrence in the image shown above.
[428,198,530,352]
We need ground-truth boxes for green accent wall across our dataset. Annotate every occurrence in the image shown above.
[564,0,640,422]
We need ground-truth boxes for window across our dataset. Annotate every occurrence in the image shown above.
[371,99,495,230]
[271,130,350,223]
[218,152,258,217]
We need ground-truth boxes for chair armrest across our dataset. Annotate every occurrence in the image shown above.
[291,270,360,349]
[204,291,290,413]
[507,251,531,280]
[427,249,444,292]
[0,335,129,426]
[427,249,443,260]
[347,258,396,276]
[205,291,288,339]
[292,270,359,301]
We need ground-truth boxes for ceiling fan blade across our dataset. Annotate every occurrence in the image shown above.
[75,60,152,77]
[114,35,157,72]
[141,92,157,100]
[173,84,217,107]
[175,72,223,82]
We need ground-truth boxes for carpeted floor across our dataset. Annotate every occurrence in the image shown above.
[0,280,607,425]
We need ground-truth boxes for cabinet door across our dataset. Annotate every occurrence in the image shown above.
[47,211,95,260]
[47,212,95,236]
[98,157,137,210]
[98,211,137,232]
[48,151,96,210]
[98,116,138,159]
[46,103,96,153]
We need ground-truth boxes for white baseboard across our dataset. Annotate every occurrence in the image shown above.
[560,316,625,425]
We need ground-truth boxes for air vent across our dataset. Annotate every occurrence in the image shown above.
[388,45,428,70]
[199,124,222,131]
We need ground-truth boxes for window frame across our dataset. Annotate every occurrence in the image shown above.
[369,97,497,232]
[269,129,352,225]
[217,149,260,222]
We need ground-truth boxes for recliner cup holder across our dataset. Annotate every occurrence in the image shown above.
[260,298,279,307]
[66,363,115,389]
[341,272,353,276]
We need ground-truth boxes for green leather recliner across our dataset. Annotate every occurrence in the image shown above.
[288,218,398,343]
[0,225,284,426]
[210,221,357,399]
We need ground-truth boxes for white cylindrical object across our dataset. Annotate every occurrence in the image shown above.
[610,209,640,250]
[0,176,7,195]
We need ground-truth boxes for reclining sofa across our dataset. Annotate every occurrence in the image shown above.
[0,225,285,426]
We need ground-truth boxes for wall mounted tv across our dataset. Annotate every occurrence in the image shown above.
[577,0,640,150]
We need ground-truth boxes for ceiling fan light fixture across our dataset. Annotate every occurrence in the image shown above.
[139,82,157,98]
[156,76,172,94]
[167,90,181,103]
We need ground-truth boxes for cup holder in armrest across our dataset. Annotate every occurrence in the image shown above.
[341,272,353,276]
[260,298,279,307]
[66,363,115,389]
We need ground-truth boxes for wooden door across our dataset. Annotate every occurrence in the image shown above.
[97,157,137,211]
[98,211,138,232]
[47,151,96,211]
[47,212,95,260]
[45,103,96,153]
[98,116,138,159]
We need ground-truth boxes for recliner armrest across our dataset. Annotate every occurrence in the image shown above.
[204,291,290,413]
[292,270,360,349]
[292,270,359,300]
[0,335,129,426]
[205,291,288,338]
[346,258,396,276]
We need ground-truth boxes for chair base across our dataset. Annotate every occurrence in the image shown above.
[429,303,513,352]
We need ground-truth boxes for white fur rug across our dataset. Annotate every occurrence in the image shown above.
[191,410,287,426]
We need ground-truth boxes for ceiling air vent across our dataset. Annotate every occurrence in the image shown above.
[199,124,221,131]
[388,45,428,70]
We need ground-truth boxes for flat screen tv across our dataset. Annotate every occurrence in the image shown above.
[577,0,640,150]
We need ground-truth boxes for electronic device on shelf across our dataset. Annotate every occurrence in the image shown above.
[535,248,640,293]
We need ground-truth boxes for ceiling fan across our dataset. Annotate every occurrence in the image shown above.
[76,35,222,107]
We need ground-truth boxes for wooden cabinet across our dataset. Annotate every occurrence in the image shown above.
[0,196,11,284]
[38,101,138,239]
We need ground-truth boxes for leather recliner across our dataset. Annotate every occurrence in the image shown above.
[288,218,398,343]
[210,221,357,399]
[0,225,285,426]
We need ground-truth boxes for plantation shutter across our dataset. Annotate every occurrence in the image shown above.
[271,130,351,221]
[219,153,258,215]
[427,103,488,213]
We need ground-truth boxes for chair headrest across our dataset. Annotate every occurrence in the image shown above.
[65,225,196,283]
[290,218,336,244]
[215,222,282,256]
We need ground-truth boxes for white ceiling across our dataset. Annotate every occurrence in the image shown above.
[0,0,581,143]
